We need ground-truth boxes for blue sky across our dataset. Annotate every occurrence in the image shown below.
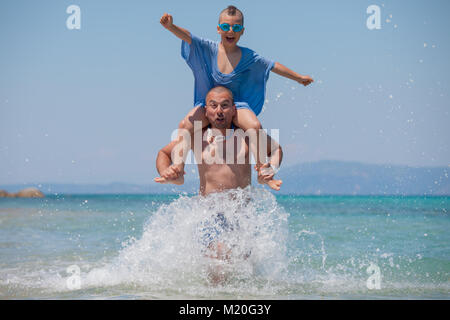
[0,0,449,184]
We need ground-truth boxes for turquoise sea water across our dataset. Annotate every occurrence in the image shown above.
[0,188,449,299]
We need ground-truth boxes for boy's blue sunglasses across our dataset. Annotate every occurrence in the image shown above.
[218,23,244,32]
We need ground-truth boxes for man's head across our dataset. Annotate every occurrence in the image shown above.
[205,86,236,129]
[217,5,244,47]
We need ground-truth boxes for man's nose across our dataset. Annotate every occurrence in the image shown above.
[216,107,224,116]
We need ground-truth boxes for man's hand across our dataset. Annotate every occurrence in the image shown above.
[160,13,174,30]
[256,163,282,191]
[297,75,314,86]
[154,164,185,185]
[256,163,275,182]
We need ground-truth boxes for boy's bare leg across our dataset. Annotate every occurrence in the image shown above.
[233,109,283,191]
[172,106,209,170]
[179,106,209,132]
[232,108,265,170]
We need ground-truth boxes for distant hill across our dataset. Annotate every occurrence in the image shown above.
[1,160,448,195]
[276,160,449,195]
[0,181,198,195]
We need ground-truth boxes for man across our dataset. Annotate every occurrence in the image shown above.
[154,86,283,194]
[154,86,282,284]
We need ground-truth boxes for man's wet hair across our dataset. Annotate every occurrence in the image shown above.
[219,5,244,26]
[206,86,234,105]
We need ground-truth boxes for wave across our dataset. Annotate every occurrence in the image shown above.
[79,187,290,297]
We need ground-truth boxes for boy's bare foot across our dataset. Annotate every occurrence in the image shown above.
[154,164,185,185]
[266,179,282,191]
[153,176,184,185]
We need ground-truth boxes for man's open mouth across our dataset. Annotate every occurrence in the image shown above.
[225,36,235,42]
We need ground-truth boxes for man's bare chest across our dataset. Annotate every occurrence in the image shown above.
[198,137,249,166]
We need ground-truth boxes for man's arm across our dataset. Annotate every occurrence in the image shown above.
[256,133,283,183]
[154,140,185,185]
[266,134,283,169]
[160,13,192,45]
[271,62,314,86]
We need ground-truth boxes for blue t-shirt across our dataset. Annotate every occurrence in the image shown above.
[181,33,275,116]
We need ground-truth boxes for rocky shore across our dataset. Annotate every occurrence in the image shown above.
[0,188,45,198]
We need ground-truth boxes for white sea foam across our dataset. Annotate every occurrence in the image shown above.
[2,191,448,299]
[79,187,290,297]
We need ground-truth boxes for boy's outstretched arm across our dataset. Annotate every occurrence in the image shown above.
[271,62,314,86]
[160,13,192,45]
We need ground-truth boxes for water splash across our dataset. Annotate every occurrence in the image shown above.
[80,187,290,297]
[2,192,449,299]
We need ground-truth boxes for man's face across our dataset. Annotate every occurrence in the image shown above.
[205,91,236,129]
[217,13,244,46]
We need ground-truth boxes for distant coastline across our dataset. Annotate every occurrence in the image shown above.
[1,160,448,196]
[0,187,45,198]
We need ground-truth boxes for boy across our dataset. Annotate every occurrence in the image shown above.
[160,5,313,184]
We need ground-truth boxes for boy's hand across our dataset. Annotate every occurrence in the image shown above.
[160,13,174,29]
[297,75,314,86]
